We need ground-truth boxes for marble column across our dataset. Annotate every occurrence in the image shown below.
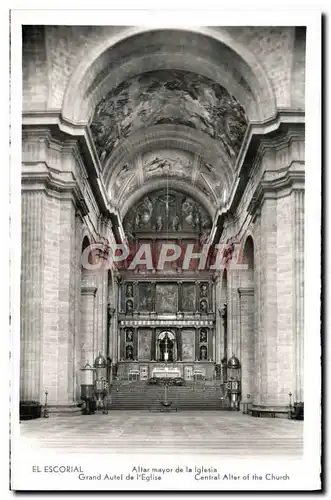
[195,328,199,361]
[151,328,156,360]
[133,328,138,360]
[214,275,222,365]
[176,328,182,361]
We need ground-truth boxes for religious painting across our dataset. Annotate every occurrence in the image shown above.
[138,283,153,312]
[142,149,193,182]
[199,328,208,343]
[138,329,152,360]
[181,283,196,312]
[125,329,133,343]
[199,345,208,361]
[181,329,195,361]
[155,283,178,313]
[91,70,247,164]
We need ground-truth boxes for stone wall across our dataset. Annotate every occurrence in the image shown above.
[21,128,112,405]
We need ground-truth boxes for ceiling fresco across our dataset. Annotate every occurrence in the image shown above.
[142,149,193,181]
[90,70,247,164]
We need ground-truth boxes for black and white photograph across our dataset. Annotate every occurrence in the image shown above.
[9,8,322,492]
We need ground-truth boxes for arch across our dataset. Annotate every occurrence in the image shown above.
[119,178,216,219]
[221,268,228,304]
[104,124,234,192]
[240,234,255,285]
[62,27,276,124]
[242,235,255,269]
[81,235,91,252]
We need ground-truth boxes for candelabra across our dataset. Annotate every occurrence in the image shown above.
[43,390,49,418]
[288,392,293,419]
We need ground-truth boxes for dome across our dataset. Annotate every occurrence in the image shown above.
[227,354,241,369]
[94,352,107,368]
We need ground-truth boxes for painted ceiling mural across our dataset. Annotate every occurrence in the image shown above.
[142,149,193,181]
[110,150,224,208]
[90,70,248,164]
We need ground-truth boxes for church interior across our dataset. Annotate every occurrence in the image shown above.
[20,25,305,451]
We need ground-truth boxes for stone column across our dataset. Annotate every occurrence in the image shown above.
[80,282,97,366]
[260,198,278,405]
[238,287,255,401]
[208,328,213,361]
[151,328,156,360]
[214,275,222,365]
[133,328,138,360]
[227,267,240,360]
[73,213,83,402]
[176,328,182,361]
[94,257,108,358]
[195,328,199,361]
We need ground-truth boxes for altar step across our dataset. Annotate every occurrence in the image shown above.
[109,382,229,410]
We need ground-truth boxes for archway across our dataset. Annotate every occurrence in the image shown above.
[62,27,276,124]
[157,331,177,362]
[239,235,256,404]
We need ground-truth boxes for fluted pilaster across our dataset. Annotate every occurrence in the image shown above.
[20,191,45,401]
[293,190,305,401]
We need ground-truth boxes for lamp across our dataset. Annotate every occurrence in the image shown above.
[94,352,109,414]
[226,354,241,411]
[80,362,95,415]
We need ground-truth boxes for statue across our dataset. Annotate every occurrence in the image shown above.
[126,345,134,360]
[125,221,134,243]
[171,215,180,231]
[200,345,208,360]
[199,328,208,343]
[200,284,208,297]
[126,329,133,342]
[156,215,163,232]
[200,299,208,313]
[126,300,133,314]
[135,213,141,228]
[126,284,133,297]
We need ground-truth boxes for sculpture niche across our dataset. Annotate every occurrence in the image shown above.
[159,334,174,362]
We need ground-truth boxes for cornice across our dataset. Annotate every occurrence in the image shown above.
[235,109,305,175]
[81,286,97,297]
[247,168,305,219]
[238,287,254,296]
[22,111,109,210]
[214,111,305,241]
[22,111,126,245]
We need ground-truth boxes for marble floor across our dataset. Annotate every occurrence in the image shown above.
[19,411,303,459]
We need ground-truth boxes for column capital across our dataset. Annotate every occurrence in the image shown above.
[237,287,254,297]
[81,286,97,297]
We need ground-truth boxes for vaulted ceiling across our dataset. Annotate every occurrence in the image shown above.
[86,30,251,217]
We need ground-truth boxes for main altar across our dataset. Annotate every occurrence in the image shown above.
[112,189,218,382]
